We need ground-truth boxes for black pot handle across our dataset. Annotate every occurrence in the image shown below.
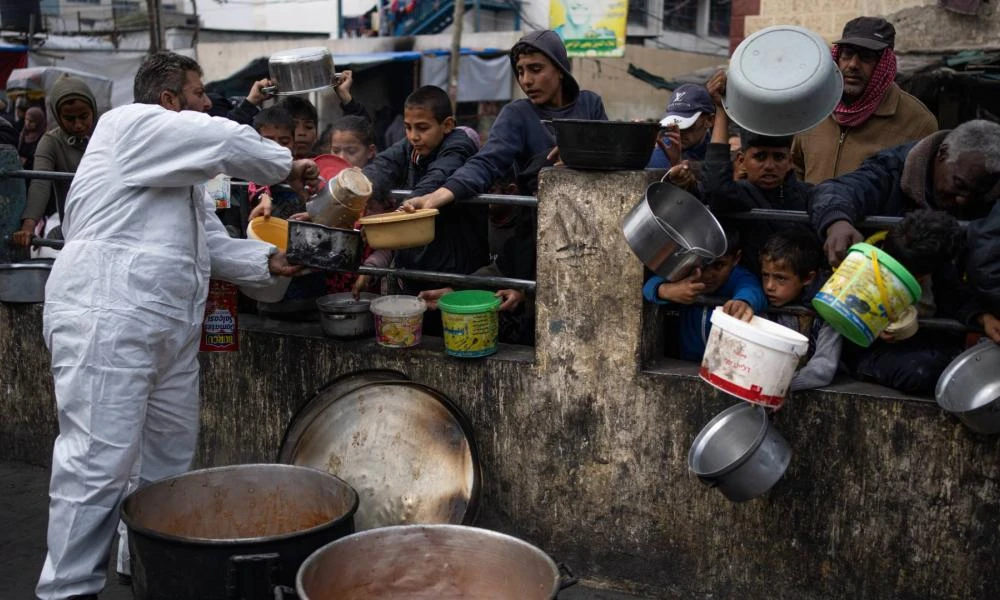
[558,562,578,590]
[273,585,298,600]
[227,552,280,600]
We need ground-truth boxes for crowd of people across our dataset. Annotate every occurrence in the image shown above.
[5,16,1000,599]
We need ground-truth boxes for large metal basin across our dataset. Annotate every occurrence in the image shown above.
[622,181,727,281]
[121,464,358,600]
[936,341,1000,435]
[267,47,337,95]
[296,524,571,600]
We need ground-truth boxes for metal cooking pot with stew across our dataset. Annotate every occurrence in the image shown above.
[296,524,577,600]
[120,464,358,600]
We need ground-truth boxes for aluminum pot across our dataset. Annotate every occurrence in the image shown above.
[316,292,376,339]
[286,220,363,272]
[266,47,338,96]
[688,403,791,502]
[622,181,727,281]
[936,341,1000,435]
[723,25,843,136]
[0,259,53,303]
[549,119,661,170]
[120,464,358,600]
[296,524,576,600]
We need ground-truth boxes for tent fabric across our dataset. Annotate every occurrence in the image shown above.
[419,54,511,102]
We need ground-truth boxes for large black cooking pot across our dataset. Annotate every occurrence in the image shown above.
[120,464,358,600]
[550,119,660,170]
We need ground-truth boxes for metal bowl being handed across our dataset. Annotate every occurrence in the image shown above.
[266,47,341,96]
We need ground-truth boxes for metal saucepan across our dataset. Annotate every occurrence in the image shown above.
[622,181,727,281]
[688,403,792,502]
[936,341,1000,435]
[264,47,341,96]
[0,259,54,303]
[315,292,377,339]
[286,220,363,272]
[296,524,576,600]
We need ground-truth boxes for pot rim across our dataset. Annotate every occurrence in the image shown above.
[936,341,1000,414]
[296,524,560,599]
[688,403,770,478]
[120,463,359,546]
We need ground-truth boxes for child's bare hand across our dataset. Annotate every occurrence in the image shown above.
[665,160,696,190]
[495,289,525,312]
[249,195,272,220]
[658,270,704,304]
[288,212,312,222]
[723,299,754,321]
[656,125,682,167]
[979,313,1000,344]
[417,287,454,310]
[351,275,370,299]
[246,78,273,106]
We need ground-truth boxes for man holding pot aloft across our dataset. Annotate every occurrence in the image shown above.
[36,51,319,600]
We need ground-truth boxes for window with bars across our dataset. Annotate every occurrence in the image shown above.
[628,0,649,26]
[663,0,698,33]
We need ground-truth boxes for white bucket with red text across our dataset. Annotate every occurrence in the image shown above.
[700,307,809,408]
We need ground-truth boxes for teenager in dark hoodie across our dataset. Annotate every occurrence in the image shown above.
[400,29,608,213]
[12,75,98,247]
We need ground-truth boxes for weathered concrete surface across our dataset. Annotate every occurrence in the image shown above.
[2,168,1000,598]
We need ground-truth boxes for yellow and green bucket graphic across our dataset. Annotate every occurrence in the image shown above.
[439,290,501,358]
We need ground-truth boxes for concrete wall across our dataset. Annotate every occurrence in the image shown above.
[3,169,1000,598]
[744,0,932,41]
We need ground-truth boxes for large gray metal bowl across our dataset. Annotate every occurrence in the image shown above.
[0,259,53,303]
[688,403,791,502]
[622,181,727,282]
[936,341,1000,435]
[296,524,573,600]
[723,25,843,136]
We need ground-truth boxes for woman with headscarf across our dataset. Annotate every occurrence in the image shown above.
[17,106,46,170]
[12,75,98,247]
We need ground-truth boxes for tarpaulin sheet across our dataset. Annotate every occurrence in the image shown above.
[419,54,511,102]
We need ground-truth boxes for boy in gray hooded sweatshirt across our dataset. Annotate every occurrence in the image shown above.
[401,29,608,212]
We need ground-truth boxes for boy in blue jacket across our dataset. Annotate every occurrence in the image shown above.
[643,227,767,361]
[400,29,608,212]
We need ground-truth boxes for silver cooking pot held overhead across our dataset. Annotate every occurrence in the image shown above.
[265,47,341,96]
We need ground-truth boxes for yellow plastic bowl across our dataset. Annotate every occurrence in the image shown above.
[358,209,438,250]
[247,216,289,251]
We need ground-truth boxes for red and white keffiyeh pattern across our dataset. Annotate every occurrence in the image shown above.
[831,45,897,128]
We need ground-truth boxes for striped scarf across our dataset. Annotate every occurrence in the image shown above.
[831,45,897,128]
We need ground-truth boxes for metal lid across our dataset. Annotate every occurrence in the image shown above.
[279,374,481,531]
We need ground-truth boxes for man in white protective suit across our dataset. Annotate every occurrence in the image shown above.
[35,51,318,600]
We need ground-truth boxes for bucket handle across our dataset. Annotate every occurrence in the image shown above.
[557,562,579,590]
[869,249,895,322]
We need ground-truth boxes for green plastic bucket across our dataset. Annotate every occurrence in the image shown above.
[438,290,502,358]
[812,243,922,347]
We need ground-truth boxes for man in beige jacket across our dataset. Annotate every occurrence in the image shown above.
[792,17,937,184]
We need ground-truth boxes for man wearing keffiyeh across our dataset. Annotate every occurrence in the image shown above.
[791,17,938,184]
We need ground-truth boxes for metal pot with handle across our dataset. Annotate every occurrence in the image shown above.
[622,180,727,281]
[315,292,376,339]
[263,47,342,96]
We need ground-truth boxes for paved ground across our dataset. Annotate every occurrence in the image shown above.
[1,461,647,599]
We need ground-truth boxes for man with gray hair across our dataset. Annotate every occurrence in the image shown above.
[809,119,1000,266]
[36,51,319,600]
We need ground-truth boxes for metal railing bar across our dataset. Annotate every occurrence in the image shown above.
[357,265,535,292]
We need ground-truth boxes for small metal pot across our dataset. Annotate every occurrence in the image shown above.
[266,47,339,96]
[0,259,54,303]
[622,181,727,281]
[296,524,576,600]
[286,220,363,272]
[316,293,376,339]
[936,341,1000,435]
[688,403,791,502]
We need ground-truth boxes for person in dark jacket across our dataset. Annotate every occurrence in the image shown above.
[809,119,1000,266]
[964,200,1000,343]
[647,83,714,171]
[399,29,608,213]
[362,85,483,308]
[700,71,814,275]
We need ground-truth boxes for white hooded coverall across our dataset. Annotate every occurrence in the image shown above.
[36,103,293,599]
